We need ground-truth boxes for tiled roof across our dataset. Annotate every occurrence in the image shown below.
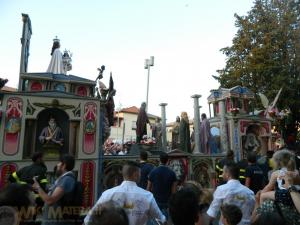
[120,106,160,119]
[121,106,139,114]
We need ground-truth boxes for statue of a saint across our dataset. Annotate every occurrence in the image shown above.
[46,38,66,74]
[39,116,64,148]
[200,113,211,154]
[152,117,162,147]
[136,102,151,143]
[171,116,180,149]
[179,112,191,153]
[244,132,260,153]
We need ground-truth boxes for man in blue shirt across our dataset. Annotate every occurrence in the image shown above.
[138,151,154,189]
[245,151,264,194]
[33,154,77,225]
[147,152,177,215]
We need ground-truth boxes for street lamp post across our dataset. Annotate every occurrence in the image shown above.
[144,56,154,112]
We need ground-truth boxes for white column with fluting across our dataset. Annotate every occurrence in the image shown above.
[159,103,167,151]
[191,94,201,153]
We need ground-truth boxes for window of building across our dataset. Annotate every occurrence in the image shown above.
[132,121,136,130]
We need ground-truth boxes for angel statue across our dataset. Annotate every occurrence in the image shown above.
[258,88,282,118]
[95,67,116,144]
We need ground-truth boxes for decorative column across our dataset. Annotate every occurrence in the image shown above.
[191,95,201,153]
[159,103,167,151]
[219,100,229,153]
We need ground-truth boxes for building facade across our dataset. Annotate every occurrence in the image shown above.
[110,106,159,142]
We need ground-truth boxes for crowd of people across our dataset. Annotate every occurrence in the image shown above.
[103,140,133,155]
[1,147,300,225]
[84,148,300,225]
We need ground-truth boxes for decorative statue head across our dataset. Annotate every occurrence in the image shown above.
[51,36,60,55]
[141,102,146,110]
[181,111,189,122]
[48,115,57,130]
[168,159,185,183]
[53,41,60,49]
[51,41,60,55]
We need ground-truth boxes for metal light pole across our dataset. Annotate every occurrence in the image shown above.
[144,56,154,112]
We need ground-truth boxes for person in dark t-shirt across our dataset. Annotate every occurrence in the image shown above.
[245,152,264,194]
[147,152,177,213]
[216,150,235,186]
[138,151,154,189]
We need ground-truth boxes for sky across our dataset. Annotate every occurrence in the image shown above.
[0,0,254,123]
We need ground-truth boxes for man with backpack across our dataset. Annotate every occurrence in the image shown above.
[33,154,83,225]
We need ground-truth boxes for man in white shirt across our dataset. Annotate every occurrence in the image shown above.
[207,162,255,225]
[84,161,166,225]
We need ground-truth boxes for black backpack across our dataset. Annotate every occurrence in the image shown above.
[61,173,84,207]
[60,173,84,224]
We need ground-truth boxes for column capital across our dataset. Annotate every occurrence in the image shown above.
[159,103,168,106]
[191,94,202,98]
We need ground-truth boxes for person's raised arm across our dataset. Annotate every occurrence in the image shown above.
[261,170,277,193]
[33,177,64,205]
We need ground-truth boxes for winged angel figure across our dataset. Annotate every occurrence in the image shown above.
[258,88,282,118]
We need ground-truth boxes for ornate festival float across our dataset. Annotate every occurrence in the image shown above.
[0,14,106,207]
[207,86,273,161]
[0,15,282,203]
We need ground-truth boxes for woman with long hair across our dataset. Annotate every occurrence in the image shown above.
[260,149,298,202]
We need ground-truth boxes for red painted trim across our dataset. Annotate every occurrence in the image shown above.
[83,102,97,154]
[80,161,95,208]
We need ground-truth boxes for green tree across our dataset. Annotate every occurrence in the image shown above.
[215,0,300,146]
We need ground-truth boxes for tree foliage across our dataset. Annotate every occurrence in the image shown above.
[215,0,300,145]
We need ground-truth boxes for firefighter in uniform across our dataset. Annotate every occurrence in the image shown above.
[215,150,234,185]
[9,152,48,207]
[237,157,248,185]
